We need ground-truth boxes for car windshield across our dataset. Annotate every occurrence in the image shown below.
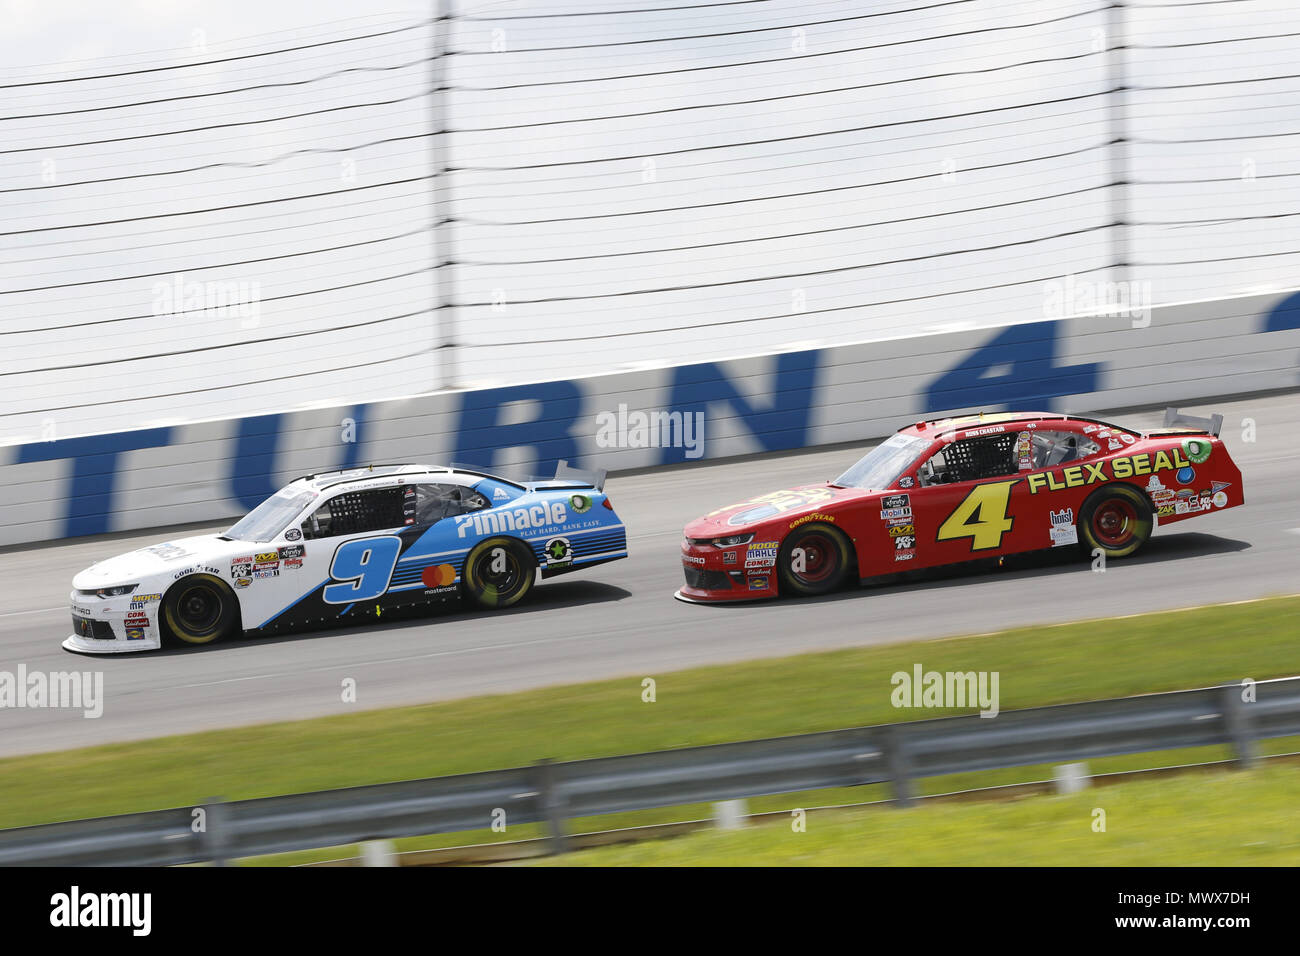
[832,433,929,489]
[222,488,317,542]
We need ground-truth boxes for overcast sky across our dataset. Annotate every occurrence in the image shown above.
[2,0,1297,443]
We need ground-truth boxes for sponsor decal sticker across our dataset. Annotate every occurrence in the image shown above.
[235,578,251,588]
[898,475,915,489]
[1049,508,1078,547]
[421,564,456,588]
[789,512,836,529]
[284,528,302,541]
[570,494,592,514]
[143,543,189,561]
[745,541,779,569]
[1182,437,1212,464]
[278,544,305,560]
[747,575,769,590]
[1026,448,1194,495]
[888,524,915,537]
[455,501,568,538]
[254,552,278,564]
[283,558,303,569]
[880,493,911,520]
[544,537,574,568]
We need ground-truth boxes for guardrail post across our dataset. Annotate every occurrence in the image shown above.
[361,839,397,867]
[1221,683,1257,768]
[880,725,915,807]
[199,798,231,866]
[533,759,570,855]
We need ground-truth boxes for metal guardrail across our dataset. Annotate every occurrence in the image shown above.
[2,677,1296,865]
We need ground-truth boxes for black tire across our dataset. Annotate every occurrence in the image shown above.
[777,523,854,597]
[162,574,239,646]
[1078,483,1153,560]
[463,537,536,610]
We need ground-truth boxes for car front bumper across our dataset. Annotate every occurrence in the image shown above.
[63,631,160,654]
[675,539,779,603]
[64,592,162,654]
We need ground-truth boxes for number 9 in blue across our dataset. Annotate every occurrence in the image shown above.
[324,536,402,604]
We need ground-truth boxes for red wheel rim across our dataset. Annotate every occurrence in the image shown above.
[1092,498,1138,547]
[790,531,839,583]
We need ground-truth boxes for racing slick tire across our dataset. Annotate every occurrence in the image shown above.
[162,574,240,646]
[463,537,536,610]
[777,523,854,597]
[1077,484,1153,560]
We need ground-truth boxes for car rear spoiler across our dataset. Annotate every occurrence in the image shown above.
[452,460,607,492]
[1162,407,1223,437]
[547,460,607,492]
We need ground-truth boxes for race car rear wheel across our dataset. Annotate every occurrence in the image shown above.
[463,537,535,610]
[1078,484,1153,559]
[162,574,239,646]
[778,523,853,597]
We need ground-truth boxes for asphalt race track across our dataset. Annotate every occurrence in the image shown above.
[1,393,1297,758]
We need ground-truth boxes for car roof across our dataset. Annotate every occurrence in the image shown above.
[898,411,1135,442]
[285,464,527,495]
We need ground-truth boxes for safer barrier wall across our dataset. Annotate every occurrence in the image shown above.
[3,290,1298,547]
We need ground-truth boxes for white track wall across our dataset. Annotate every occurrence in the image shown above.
[3,291,1298,547]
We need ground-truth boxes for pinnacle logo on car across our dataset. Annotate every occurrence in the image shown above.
[455,501,568,538]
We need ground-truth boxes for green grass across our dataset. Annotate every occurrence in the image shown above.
[2,594,1298,844]
[538,762,1300,866]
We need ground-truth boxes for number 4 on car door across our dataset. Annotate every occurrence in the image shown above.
[936,480,1018,551]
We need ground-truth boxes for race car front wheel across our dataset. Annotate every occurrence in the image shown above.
[463,537,535,610]
[162,574,239,646]
[1078,484,1153,560]
[778,523,854,597]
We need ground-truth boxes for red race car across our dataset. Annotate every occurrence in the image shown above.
[677,408,1243,603]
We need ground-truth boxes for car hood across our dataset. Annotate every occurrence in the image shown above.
[72,534,241,590]
[684,483,873,538]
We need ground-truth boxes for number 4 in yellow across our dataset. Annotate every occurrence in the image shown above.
[936,480,1018,551]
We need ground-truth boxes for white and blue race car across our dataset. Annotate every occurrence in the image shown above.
[65,463,627,654]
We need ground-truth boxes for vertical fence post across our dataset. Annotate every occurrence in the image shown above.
[881,725,915,807]
[430,0,458,391]
[1106,0,1129,289]
[199,798,231,866]
[1222,683,1257,768]
[533,759,570,855]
